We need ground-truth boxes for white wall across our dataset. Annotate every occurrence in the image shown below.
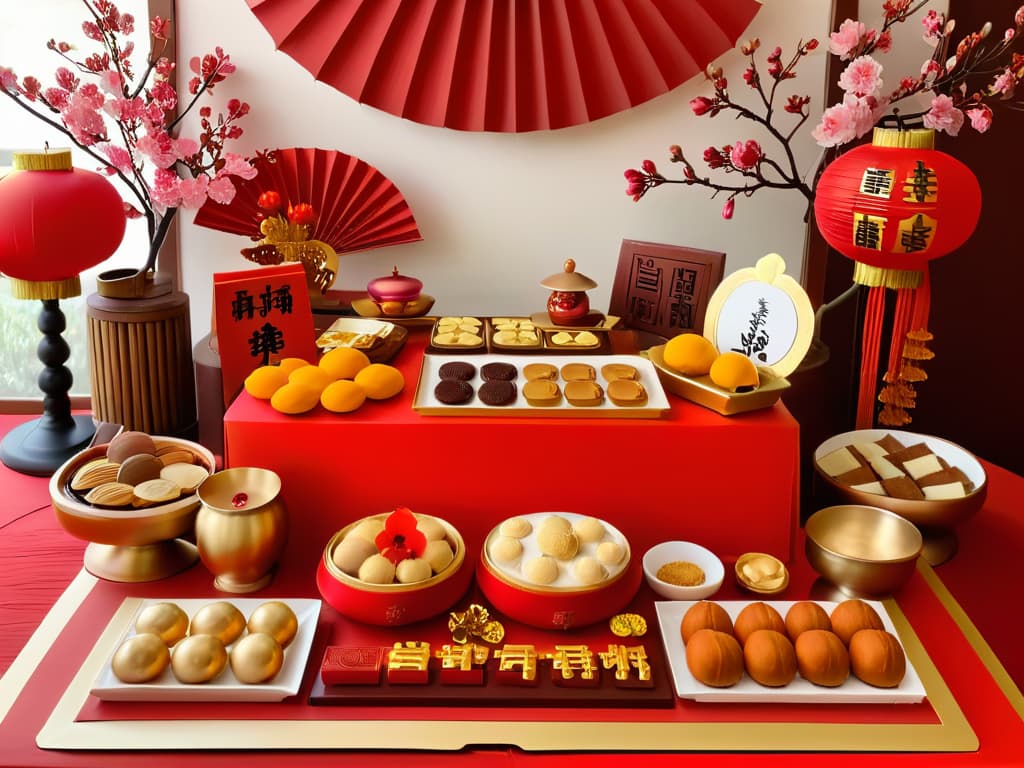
[3,0,846,342]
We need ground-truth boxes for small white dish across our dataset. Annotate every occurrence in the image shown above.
[642,541,724,600]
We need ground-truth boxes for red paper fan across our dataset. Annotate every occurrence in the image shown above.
[192,147,422,254]
[246,0,761,133]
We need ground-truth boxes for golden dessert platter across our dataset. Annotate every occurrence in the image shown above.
[427,315,620,355]
[650,253,814,416]
[88,597,321,702]
[315,317,408,363]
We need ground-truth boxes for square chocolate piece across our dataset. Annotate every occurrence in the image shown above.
[881,476,925,500]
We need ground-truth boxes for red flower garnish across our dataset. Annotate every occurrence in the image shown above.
[287,202,316,225]
[375,507,427,565]
[257,190,282,212]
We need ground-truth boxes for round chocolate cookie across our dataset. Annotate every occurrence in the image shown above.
[481,362,518,382]
[434,379,474,405]
[478,379,517,406]
[438,361,476,381]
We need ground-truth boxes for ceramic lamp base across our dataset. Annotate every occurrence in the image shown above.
[83,539,198,583]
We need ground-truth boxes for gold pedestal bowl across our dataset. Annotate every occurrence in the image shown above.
[50,437,215,582]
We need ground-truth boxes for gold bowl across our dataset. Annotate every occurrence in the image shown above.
[813,429,987,564]
[805,504,923,598]
[316,513,472,626]
[50,436,215,582]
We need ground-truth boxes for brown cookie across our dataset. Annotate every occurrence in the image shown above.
[607,379,647,406]
[116,453,163,486]
[481,362,518,381]
[601,363,639,382]
[565,380,604,406]
[523,363,558,381]
[478,379,517,406]
[434,379,474,405]
[523,379,561,407]
[561,363,596,382]
[881,476,925,500]
[438,361,476,381]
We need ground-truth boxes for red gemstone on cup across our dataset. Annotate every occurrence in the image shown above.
[232,492,249,508]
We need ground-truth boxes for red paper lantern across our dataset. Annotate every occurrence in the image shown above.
[0,148,126,300]
[813,128,981,428]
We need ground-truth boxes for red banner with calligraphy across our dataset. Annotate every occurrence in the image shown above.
[213,263,317,407]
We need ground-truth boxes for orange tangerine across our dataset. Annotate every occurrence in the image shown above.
[276,357,311,376]
[318,346,370,380]
[662,333,719,376]
[244,365,289,400]
[709,351,760,392]
[288,364,334,394]
[270,382,321,414]
[353,363,405,400]
[320,379,367,413]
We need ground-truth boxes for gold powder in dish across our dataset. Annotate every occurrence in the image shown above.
[656,560,706,587]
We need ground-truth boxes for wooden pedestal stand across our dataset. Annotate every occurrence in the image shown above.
[86,289,197,438]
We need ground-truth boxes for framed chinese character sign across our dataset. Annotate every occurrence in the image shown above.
[213,263,317,406]
[609,240,726,339]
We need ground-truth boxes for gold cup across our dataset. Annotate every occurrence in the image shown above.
[195,467,288,593]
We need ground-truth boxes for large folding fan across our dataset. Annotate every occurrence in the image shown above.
[192,147,422,255]
[245,0,762,133]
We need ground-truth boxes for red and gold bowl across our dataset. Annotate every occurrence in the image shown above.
[476,512,641,630]
[49,436,215,583]
[316,513,473,626]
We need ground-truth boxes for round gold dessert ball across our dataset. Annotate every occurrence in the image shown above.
[572,556,607,586]
[536,526,580,561]
[538,515,572,534]
[244,365,290,400]
[573,516,606,543]
[524,555,560,585]
[230,632,284,684]
[348,517,385,542]
[662,333,718,376]
[318,346,370,380]
[358,553,397,584]
[353,363,405,400]
[414,515,446,542]
[111,633,171,683]
[320,379,367,414]
[171,634,228,684]
[499,517,532,538]
[189,601,246,646]
[134,602,189,647]
[396,557,433,584]
[709,351,760,392]
[332,534,379,576]
[247,601,299,649]
[490,535,523,564]
[423,539,454,573]
[270,381,322,415]
[596,541,625,566]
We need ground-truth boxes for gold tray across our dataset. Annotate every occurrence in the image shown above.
[647,344,790,415]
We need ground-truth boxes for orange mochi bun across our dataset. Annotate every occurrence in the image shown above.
[743,629,797,687]
[733,602,786,646]
[685,629,744,688]
[784,601,832,642]
[795,629,850,687]
[830,599,884,645]
[680,600,734,644]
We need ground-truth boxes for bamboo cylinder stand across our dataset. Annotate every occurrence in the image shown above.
[86,291,197,437]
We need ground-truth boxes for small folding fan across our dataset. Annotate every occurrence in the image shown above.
[192,147,422,256]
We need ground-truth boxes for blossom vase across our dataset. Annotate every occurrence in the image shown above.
[195,467,289,593]
[86,270,197,438]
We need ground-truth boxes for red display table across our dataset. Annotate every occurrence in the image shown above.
[222,332,801,565]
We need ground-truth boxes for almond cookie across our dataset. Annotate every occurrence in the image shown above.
[117,453,163,486]
[607,379,647,406]
[560,363,595,382]
[522,362,558,381]
[565,380,604,406]
[601,363,640,381]
[523,379,561,407]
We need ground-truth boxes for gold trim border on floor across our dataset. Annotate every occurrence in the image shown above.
[918,558,1024,720]
[0,570,978,753]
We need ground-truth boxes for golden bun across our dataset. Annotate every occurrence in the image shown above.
[685,628,744,688]
[795,629,850,687]
[743,629,797,687]
[734,602,786,646]
[849,629,906,688]
[784,601,832,642]
[680,600,734,644]
[830,599,884,645]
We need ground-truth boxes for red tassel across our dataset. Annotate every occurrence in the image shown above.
[910,268,931,332]
[857,287,886,429]
[886,287,915,379]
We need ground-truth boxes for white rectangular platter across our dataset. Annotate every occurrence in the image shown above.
[654,600,926,704]
[414,353,671,418]
[89,597,321,702]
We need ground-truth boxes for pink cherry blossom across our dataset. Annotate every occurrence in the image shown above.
[177,175,209,208]
[150,168,181,210]
[729,140,762,170]
[838,56,883,97]
[150,16,170,40]
[220,154,257,180]
[99,69,122,95]
[101,145,134,174]
[812,94,875,147]
[921,10,943,44]
[922,94,964,136]
[689,96,714,116]
[965,104,993,133]
[135,130,176,169]
[206,175,238,205]
[991,69,1016,96]
[829,19,866,60]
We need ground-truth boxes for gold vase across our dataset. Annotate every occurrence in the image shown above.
[195,467,288,593]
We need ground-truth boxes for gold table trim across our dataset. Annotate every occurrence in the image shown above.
[0,569,981,752]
